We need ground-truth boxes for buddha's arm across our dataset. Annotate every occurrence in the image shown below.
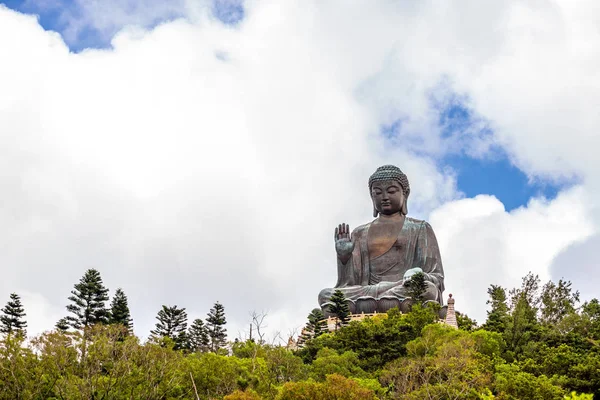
[413,222,445,292]
[335,257,354,287]
[334,227,359,288]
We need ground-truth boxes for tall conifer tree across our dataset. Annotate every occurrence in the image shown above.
[405,272,428,304]
[0,293,27,337]
[66,269,110,330]
[206,302,227,353]
[55,317,70,332]
[327,289,350,330]
[150,305,188,350]
[188,318,210,353]
[300,308,327,343]
[109,288,133,333]
[483,284,509,333]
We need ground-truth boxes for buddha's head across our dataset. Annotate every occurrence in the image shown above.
[368,165,410,217]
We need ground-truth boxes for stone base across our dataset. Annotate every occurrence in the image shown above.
[321,298,456,321]
[321,296,422,316]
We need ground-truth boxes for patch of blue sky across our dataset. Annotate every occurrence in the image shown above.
[382,95,572,211]
[1,0,244,52]
[213,0,244,25]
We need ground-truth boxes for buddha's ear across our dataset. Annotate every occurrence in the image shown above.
[401,198,408,215]
[373,207,379,218]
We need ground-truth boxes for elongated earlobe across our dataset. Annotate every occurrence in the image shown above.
[373,207,379,218]
[401,199,408,215]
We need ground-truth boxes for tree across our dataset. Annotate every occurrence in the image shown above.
[66,268,110,330]
[55,318,70,332]
[206,302,227,353]
[457,312,478,332]
[582,298,600,339]
[108,288,133,333]
[380,324,493,398]
[483,284,509,333]
[327,290,350,330]
[405,272,428,304]
[277,374,377,400]
[540,279,580,325]
[505,275,541,358]
[188,318,210,353]
[150,305,188,350]
[300,309,327,343]
[0,293,27,337]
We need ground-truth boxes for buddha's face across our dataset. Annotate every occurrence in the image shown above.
[371,180,405,216]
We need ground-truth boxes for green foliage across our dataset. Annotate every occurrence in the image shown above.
[404,302,439,335]
[0,292,27,337]
[563,392,594,400]
[189,318,210,353]
[55,317,70,332]
[224,389,262,399]
[187,352,255,398]
[581,298,600,340]
[483,284,509,333]
[404,271,428,303]
[504,273,541,360]
[66,268,110,330]
[206,301,228,353]
[327,289,350,330]
[298,306,441,373]
[150,305,189,350]
[540,279,580,326]
[457,312,478,331]
[108,287,133,333]
[310,348,367,381]
[381,324,493,399]
[0,335,38,399]
[494,363,566,400]
[276,374,377,400]
[300,308,326,344]
[1,270,600,399]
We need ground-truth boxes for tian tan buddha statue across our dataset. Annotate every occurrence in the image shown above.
[318,165,445,314]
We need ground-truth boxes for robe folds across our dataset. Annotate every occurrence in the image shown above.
[318,217,445,306]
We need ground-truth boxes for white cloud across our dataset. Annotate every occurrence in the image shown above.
[0,3,459,339]
[431,187,595,323]
[2,0,600,339]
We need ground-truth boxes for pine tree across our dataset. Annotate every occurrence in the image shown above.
[0,293,27,337]
[188,318,210,353]
[483,284,509,333]
[327,290,350,330]
[109,288,133,333]
[300,308,327,343]
[206,302,227,353]
[66,269,110,330]
[55,317,70,332]
[405,272,428,304]
[540,279,580,325]
[505,274,540,356]
[150,305,188,350]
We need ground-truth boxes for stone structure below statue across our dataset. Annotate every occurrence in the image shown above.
[319,165,445,315]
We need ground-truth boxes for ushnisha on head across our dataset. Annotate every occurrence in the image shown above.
[368,165,410,217]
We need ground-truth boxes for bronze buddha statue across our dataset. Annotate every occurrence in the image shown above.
[319,165,445,314]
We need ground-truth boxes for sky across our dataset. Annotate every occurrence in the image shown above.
[1,0,599,342]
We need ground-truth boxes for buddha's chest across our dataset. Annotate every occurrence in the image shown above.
[367,222,407,258]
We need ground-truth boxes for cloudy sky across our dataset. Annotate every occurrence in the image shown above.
[1,0,599,341]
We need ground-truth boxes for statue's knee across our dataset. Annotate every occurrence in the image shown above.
[318,288,333,305]
[424,282,439,301]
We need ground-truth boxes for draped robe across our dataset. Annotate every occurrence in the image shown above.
[318,217,445,306]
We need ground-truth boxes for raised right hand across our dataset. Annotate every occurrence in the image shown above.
[335,223,355,263]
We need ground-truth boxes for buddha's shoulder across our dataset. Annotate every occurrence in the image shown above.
[405,216,427,227]
[351,223,371,235]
